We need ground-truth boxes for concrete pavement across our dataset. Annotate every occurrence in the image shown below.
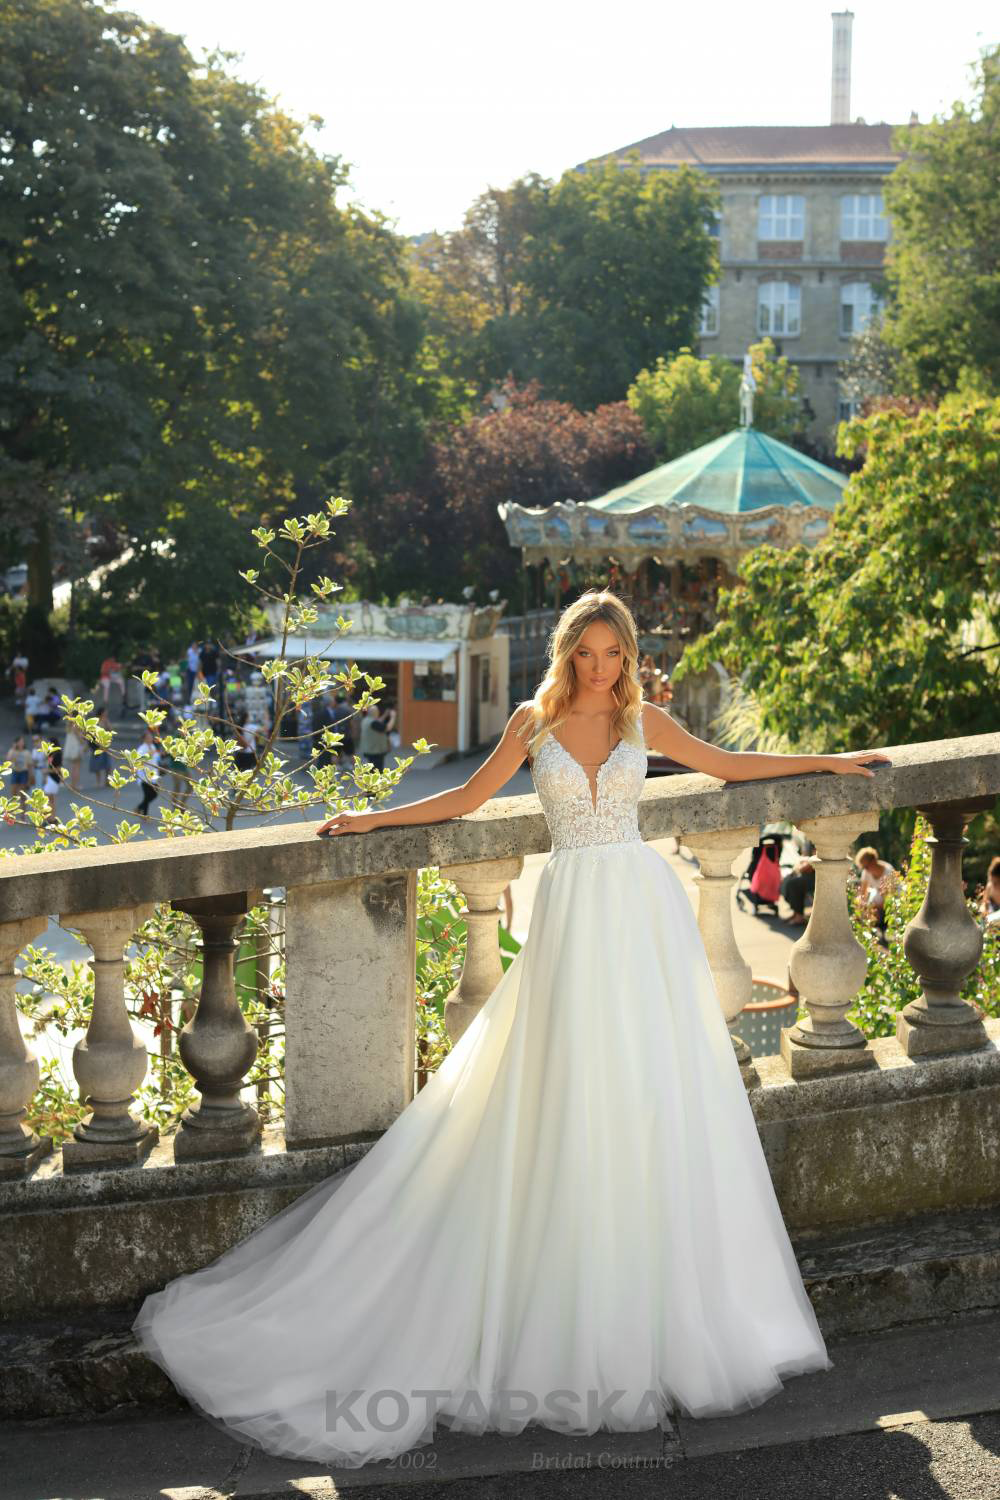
[3,1310,999,1498]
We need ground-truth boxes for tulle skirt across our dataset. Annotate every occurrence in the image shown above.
[132,839,833,1467]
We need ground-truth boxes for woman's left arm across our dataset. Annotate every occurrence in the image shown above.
[641,702,890,781]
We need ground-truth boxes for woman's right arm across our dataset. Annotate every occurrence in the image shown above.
[317,705,534,836]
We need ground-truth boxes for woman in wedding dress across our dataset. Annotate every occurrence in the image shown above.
[132,590,887,1468]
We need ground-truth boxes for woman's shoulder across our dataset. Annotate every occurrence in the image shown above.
[637,699,665,742]
[507,703,538,763]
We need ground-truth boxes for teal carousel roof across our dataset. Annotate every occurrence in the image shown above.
[497,427,847,566]
[583,428,846,514]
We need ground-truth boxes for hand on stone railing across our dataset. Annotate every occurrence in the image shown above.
[317,809,384,836]
[825,751,893,779]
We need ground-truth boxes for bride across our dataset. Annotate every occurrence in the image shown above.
[132,590,888,1468]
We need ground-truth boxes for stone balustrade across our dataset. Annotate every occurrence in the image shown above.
[0,732,996,1177]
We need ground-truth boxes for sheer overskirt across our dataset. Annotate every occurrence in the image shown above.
[132,839,833,1468]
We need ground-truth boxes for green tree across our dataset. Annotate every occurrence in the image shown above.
[675,398,1000,749]
[627,337,803,460]
[882,46,1000,397]
[514,155,718,409]
[405,176,549,408]
[407,158,718,412]
[838,316,901,414]
[367,380,654,603]
[0,0,437,651]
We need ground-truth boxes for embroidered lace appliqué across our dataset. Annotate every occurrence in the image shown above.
[530,725,647,852]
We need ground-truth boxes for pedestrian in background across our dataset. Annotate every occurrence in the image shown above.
[7,734,31,802]
[359,703,389,771]
[62,722,86,791]
[23,687,41,733]
[89,709,111,789]
[135,728,161,817]
[330,692,355,768]
[184,643,201,703]
[43,743,62,821]
[854,846,898,938]
[243,671,272,734]
[31,735,47,789]
[98,652,126,716]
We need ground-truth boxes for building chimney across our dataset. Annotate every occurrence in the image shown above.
[831,10,854,125]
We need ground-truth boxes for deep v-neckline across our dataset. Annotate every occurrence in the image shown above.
[548,733,626,814]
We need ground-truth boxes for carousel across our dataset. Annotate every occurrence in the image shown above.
[497,360,848,734]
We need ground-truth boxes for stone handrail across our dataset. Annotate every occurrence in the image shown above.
[0,733,994,918]
[0,732,997,1176]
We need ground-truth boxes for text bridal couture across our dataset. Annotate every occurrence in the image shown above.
[132,717,834,1468]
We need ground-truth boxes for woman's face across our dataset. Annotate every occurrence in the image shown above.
[570,620,624,694]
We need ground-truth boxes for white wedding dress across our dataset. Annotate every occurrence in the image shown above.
[132,717,833,1467]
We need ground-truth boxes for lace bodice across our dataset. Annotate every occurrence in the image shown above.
[529,718,647,852]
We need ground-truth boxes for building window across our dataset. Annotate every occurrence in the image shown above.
[706,209,721,238]
[700,284,720,336]
[412,656,457,702]
[758,281,801,336]
[758,194,805,240]
[838,397,863,423]
[840,281,881,336]
[841,193,887,240]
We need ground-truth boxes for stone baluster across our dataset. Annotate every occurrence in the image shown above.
[0,915,50,1177]
[439,856,525,1044]
[60,905,158,1172]
[686,826,760,1089]
[283,872,417,1149]
[170,894,263,1160]
[897,798,994,1057]
[782,814,875,1079]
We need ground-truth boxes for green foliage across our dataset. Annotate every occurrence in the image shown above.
[0,0,443,643]
[407,157,719,412]
[414,869,463,1078]
[839,316,901,413]
[627,338,803,461]
[404,176,547,412]
[0,593,26,672]
[846,814,1000,1038]
[882,46,1000,397]
[512,156,719,409]
[414,867,521,1084]
[373,380,653,605]
[677,398,1000,749]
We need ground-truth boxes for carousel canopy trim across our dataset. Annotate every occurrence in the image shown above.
[497,428,848,565]
[233,636,461,663]
[580,428,846,516]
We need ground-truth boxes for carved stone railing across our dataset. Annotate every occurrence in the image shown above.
[0,733,996,1176]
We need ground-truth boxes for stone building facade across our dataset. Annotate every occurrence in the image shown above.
[592,124,904,449]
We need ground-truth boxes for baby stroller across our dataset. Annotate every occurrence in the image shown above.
[736,834,784,916]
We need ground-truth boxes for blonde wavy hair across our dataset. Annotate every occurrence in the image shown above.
[515,590,644,763]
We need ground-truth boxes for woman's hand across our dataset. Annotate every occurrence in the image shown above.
[316,809,383,837]
[827,750,892,779]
